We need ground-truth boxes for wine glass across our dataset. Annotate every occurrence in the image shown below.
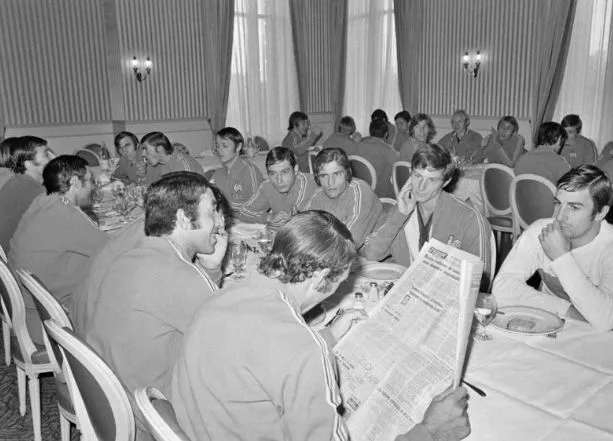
[229,241,248,281]
[474,292,497,341]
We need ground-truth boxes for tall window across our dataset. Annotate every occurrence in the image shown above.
[553,0,613,149]
[226,0,299,145]
[343,0,402,135]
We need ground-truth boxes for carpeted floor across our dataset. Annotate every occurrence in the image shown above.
[0,326,79,441]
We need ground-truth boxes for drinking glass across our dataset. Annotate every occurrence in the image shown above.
[229,241,248,280]
[91,182,105,207]
[474,292,497,341]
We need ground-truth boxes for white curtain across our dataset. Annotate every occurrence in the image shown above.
[226,0,299,146]
[343,0,402,135]
[553,0,613,150]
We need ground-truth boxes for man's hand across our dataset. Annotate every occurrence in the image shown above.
[418,386,471,441]
[329,308,368,342]
[268,210,291,228]
[196,231,228,270]
[397,180,416,216]
[539,221,571,261]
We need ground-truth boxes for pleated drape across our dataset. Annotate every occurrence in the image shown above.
[330,0,348,128]
[531,0,577,140]
[202,0,235,133]
[394,0,423,115]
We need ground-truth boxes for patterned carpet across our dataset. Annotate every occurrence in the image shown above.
[0,326,79,441]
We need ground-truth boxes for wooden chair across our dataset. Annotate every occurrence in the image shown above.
[0,260,53,441]
[480,164,515,249]
[348,155,377,191]
[392,161,412,198]
[0,242,11,366]
[308,151,318,174]
[16,269,77,441]
[134,387,193,441]
[485,230,497,293]
[44,319,135,441]
[510,174,557,241]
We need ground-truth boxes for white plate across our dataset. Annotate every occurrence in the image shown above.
[354,262,406,281]
[491,306,565,336]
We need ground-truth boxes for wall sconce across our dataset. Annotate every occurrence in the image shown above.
[462,51,481,78]
[131,56,152,82]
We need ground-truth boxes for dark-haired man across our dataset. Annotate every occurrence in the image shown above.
[282,111,322,172]
[560,114,598,167]
[141,131,204,184]
[85,172,227,440]
[212,126,264,210]
[494,165,613,332]
[238,147,317,226]
[9,155,107,344]
[0,136,55,252]
[305,147,383,247]
[361,144,492,287]
[355,119,399,198]
[171,210,471,441]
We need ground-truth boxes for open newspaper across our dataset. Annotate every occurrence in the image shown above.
[334,239,483,441]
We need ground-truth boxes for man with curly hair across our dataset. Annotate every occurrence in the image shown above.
[171,210,471,441]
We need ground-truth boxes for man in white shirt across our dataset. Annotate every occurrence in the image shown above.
[493,165,613,332]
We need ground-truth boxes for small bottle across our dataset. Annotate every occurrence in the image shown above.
[353,292,365,310]
[368,282,380,303]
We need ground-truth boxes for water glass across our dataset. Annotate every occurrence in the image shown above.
[474,292,497,341]
[229,241,248,280]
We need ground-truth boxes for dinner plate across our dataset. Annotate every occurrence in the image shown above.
[354,262,406,281]
[491,306,565,336]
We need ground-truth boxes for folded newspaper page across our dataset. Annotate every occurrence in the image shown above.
[334,239,483,441]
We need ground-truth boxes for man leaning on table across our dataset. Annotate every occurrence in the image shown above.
[304,147,383,247]
[141,131,204,184]
[171,210,471,441]
[494,165,613,332]
[237,147,317,227]
[360,144,492,287]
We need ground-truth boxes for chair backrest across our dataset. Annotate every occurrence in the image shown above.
[75,149,102,167]
[44,320,135,441]
[392,161,412,198]
[16,269,73,375]
[253,136,269,152]
[0,259,37,362]
[134,387,192,441]
[308,151,318,174]
[480,164,515,217]
[510,174,557,239]
[485,230,497,293]
[348,155,377,190]
[0,243,6,263]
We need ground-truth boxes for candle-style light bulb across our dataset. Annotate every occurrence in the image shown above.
[131,56,139,68]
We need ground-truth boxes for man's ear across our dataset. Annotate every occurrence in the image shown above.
[175,209,192,230]
[310,268,330,293]
[236,143,243,154]
[294,164,299,174]
[595,205,610,223]
[69,175,80,190]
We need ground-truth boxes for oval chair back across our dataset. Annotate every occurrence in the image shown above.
[254,136,270,152]
[75,149,102,167]
[392,161,412,198]
[348,155,377,191]
[308,151,318,174]
[481,164,515,217]
[510,174,557,241]
[134,387,193,441]
[44,319,135,441]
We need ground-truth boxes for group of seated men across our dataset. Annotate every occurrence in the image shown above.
[1,109,613,441]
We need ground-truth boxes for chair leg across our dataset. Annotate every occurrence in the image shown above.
[2,321,9,366]
[60,412,71,441]
[17,366,26,416]
[29,375,42,441]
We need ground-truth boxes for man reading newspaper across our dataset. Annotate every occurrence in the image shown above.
[171,210,470,441]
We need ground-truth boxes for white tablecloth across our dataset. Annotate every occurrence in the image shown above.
[452,166,485,216]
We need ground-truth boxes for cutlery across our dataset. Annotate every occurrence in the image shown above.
[462,380,486,397]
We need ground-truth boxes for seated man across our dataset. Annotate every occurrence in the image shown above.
[141,131,204,184]
[371,108,397,147]
[305,147,383,247]
[85,172,228,439]
[322,115,360,155]
[560,114,598,167]
[354,119,399,198]
[111,131,147,184]
[399,113,436,163]
[494,165,613,332]
[9,155,108,344]
[361,144,492,286]
[212,126,264,211]
[237,147,318,226]
[481,115,525,167]
[515,122,570,184]
[393,110,412,152]
[171,210,471,441]
[0,136,55,252]
[282,111,323,172]
[437,110,483,164]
